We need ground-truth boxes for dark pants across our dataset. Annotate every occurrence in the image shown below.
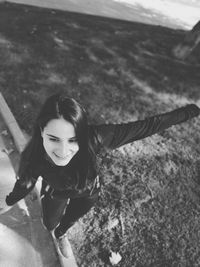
[41,193,98,238]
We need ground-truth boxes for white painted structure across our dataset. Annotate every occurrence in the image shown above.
[5,0,200,29]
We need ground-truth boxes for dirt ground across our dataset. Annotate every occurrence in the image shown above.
[0,2,200,266]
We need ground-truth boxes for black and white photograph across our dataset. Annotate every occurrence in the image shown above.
[0,1,200,266]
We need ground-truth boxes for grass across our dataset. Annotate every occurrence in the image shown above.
[0,2,200,266]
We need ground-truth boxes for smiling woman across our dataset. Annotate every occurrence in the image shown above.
[41,118,79,166]
[2,93,200,259]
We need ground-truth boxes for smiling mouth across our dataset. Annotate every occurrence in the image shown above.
[53,153,70,159]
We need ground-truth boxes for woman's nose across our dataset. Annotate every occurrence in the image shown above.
[57,142,68,156]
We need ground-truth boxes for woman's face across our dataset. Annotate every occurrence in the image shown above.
[41,118,79,166]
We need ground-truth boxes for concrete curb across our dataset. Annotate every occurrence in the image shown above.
[0,97,43,266]
[0,93,27,153]
[0,92,78,267]
[0,133,43,267]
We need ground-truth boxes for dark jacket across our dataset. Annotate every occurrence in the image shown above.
[6,104,200,206]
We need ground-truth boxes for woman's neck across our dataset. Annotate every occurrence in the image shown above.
[44,153,57,166]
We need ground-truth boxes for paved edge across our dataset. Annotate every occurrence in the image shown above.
[0,92,78,267]
[0,105,42,266]
[0,93,26,153]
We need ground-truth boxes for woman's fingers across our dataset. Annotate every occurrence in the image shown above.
[0,206,11,215]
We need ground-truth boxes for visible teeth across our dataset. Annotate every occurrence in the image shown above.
[54,153,69,159]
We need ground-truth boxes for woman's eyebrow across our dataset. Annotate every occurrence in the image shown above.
[47,134,59,139]
[46,134,76,140]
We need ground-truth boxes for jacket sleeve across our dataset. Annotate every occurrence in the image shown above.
[5,176,37,206]
[92,104,200,150]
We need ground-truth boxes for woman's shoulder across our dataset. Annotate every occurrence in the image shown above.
[88,124,103,153]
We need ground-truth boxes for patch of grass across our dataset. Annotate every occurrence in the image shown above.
[1,2,200,266]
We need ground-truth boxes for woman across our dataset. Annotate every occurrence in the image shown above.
[3,93,200,258]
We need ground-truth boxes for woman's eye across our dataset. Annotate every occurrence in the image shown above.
[49,138,59,142]
[69,139,77,143]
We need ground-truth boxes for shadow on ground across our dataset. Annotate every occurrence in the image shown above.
[0,199,59,267]
[0,2,200,131]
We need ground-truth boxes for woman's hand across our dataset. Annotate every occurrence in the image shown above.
[0,205,11,215]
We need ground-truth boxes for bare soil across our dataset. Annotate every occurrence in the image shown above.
[0,2,200,266]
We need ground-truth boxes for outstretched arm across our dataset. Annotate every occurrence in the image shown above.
[5,176,37,206]
[92,104,200,150]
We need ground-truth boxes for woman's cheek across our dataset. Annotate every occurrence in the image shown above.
[73,143,79,153]
[43,139,53,152]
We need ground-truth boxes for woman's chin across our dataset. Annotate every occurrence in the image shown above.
[51,156,72,166]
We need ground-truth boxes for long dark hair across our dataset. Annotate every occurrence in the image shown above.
[18,93,97,189]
